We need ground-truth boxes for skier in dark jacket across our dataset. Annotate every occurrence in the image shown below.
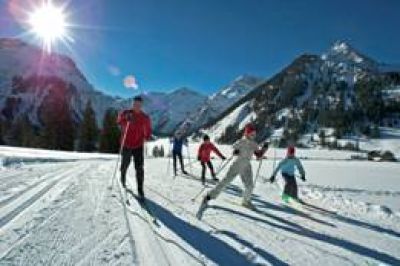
[269,145,306,203]
[117,96,152,199]
[171,131,188,176]
[197,135,226,184]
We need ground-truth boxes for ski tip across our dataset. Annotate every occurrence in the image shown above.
[153,219,160,227]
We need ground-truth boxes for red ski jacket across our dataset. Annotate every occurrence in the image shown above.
[197,142,224,162]
[117,110,152,149]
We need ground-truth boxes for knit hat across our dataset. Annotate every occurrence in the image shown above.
[287,145,295,157]
[244,124,256,136]
[133,96,143,102]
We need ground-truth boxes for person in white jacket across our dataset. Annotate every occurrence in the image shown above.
[201,124,269,209]
[269,145,306,203]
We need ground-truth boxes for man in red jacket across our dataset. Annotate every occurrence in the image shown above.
[197,135,226,185]
[117,96,152,199]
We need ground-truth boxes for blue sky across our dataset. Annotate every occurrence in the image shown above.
[1,0,400,97]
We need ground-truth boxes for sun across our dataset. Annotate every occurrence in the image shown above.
[28,1,70,53]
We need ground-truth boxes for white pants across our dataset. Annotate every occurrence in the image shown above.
[208,158,254,204]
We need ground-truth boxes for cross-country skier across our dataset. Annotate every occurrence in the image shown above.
[197,135,226,184]
[117,96,152,199]
[199,124,269,212]
[171,131,188,176]
[269,145,306,203]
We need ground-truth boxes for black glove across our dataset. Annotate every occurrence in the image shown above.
[123,110,134,122]
[301,175,306,182]
[221,156,226,160]
[269,176,275,183]
[262,141,269,149]
[233,149,240,155]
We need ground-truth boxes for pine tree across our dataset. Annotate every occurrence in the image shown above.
[319,130,326,147]
[160,145,165,157]
[0,120,5,145]
[78,101,98,152]
[8,115,36,147]
[99,108,120,153]
[40,97,75,151]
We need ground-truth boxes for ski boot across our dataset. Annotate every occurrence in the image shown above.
[196,195,211,219]
[241,200,257,210]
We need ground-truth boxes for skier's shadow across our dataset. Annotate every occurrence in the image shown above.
[143,198,289,266]
[223,184,400,238]
[209,205,400,265]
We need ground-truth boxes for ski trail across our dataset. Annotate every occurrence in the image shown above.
[123,179,204,266]
[0,161,133,265]
[0,163,90,228]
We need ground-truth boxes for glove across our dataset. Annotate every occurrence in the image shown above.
[301,175,306,182]
[221,156,226,160]
[233,149,240,155]
[123,110,134,122]
[269,176,275,183]
[262,141,269,149]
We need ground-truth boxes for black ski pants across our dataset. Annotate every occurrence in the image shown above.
[282,173,298,199]
[173,151,185,174]
[120,146,144,196]
[201,161,216,182]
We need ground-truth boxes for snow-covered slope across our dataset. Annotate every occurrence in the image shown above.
[0,145,399,265]
[179,75,263,133]
[202,41,400,149]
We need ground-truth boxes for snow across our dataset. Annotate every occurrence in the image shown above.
[360,128,400,158]
[203,102,251,141]
[180,75,262,133]
[0,144,399,265]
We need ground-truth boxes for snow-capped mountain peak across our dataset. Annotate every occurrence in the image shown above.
[322,40,378,71]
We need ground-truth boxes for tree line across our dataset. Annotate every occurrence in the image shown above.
[0,101,121,153]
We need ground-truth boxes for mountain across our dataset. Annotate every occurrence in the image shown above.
[0,38,207,136]
[178,75,263,133]
[202,41,400,146]
[140,88,207,135]
[0,38,124,127]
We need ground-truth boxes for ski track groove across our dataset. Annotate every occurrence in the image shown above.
[1,161,131,265]
[114,182,139,265]
[123,179,174,266]
[0,162,94,229]
[0,200,75,261]
[0,163,77,208]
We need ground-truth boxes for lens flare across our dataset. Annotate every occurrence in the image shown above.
[27,1,71,53]
[124,75,138,89]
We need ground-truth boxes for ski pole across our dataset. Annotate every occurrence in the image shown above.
[215,156,233,176]
[191,186,207,202]
[253,157,264,185]
[264,139,278,183]
[109,121,130,191]
[167,138,171,174]
[186,142,193,174]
